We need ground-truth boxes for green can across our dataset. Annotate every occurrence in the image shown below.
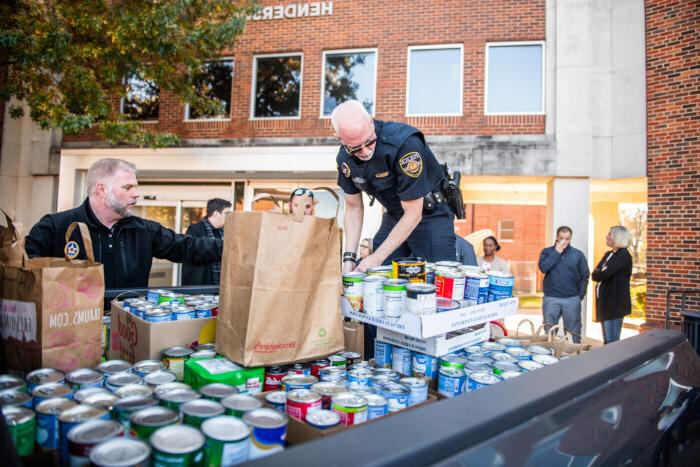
[221,394,262,418]
[151,425,205,466]
[161,347,193,381]
[0,374,27,393]
[202,416,250,467]
[180,399,224,428]
[129,406,179,440]
[112,395,157,430]
[3,406,36,456]
[158,388,200,412]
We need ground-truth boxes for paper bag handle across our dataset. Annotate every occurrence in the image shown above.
[311,186,341,218]
[65,222,96,263]
[1,209,22,248]
[515,319,536,337]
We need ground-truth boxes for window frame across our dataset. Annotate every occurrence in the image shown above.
[119,73,160,123]
[484,40,546,116]
[405,43,464,117]
[250,52,304,120]
[498,219,516,243]
[183,57,235,122]
[319,47,379,119]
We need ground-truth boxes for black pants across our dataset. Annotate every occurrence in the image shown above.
[364,208,455,359]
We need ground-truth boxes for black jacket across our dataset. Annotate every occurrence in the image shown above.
[181,220,219,286]
[25,199,223,289]
[592,248,633,322]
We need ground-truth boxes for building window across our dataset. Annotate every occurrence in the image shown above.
[252,54,303,119]
[498,219,515,242]
[121,73,159,121]
[321,49,377,116]
[185,59,234,120]
[485,42,545,115]
[406,45,463,116]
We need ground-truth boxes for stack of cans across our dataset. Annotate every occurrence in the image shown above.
[119,291,220,323]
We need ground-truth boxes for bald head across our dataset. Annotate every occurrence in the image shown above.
[331,100,376,161]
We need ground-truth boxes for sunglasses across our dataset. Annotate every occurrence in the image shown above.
[342,135,377,156]
[290,188,314,200]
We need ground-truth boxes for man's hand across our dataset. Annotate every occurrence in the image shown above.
[554,240,566,254]
[356,253,384,272]
[342,261,357,274]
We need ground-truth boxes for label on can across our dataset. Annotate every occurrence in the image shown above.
[405,283,436,316]
[435,270,466,301]
[342,272,366,312]
[362,275,386,317]
[374,341,393,369]
[392,257,427,283]
[391,347,413,376]
[412,353,439,379]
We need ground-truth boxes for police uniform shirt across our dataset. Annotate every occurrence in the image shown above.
[336,120,445,218]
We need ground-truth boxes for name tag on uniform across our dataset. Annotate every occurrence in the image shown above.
[375,171,389,179]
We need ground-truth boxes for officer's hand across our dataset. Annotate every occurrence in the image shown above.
[356,254,383,273]
[342,261,357,274]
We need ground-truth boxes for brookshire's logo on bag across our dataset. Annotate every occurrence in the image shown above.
[253,341,297,353]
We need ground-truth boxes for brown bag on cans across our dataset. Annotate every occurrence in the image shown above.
[216,189,344,367]
[343,320,365,359]
[0,221,105,375]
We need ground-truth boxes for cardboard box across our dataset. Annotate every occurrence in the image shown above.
[376,324,490,357]
[184,357,264,394]
[109,300,217,363]
[341,296,518,339]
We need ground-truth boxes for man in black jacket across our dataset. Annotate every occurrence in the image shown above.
[25,158,223,289]
[181,198,232,286]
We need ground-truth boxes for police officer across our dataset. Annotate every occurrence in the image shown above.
[332,100,456,358]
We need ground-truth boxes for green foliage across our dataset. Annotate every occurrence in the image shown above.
[0,0,257,147]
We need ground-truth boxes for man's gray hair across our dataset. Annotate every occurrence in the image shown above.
[330,100,372,134]
[86,158,137,196]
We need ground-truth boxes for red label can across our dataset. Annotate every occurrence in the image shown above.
[264,366,288,392]
[287,362,310,376]
[285,389,322,422]
[310,359,330,377]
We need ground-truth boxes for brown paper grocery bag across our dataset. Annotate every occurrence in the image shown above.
[1,222,104,375]
[343,320,365,359]
[216,197,344,367]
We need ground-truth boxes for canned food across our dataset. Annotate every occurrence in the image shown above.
[0,374,26,392]
[161,346,193,381]
[264,366,288,392]
[129,406,179,440]
[142,369,177,388]
[202,416,250,466]
[144,308,172,322]
[310,360,329,377]
[481,342,506,353]
[195,302,217,318]
[306,409,340,429]
[374,341,393,368]
[196,343,216,352]
[331,392,368,425]
[392,347,413,376]
[3,406,36,456]
[426,264,435,284]
[200,383,239,402]
[465,362,491,374]
[467,354,493,365]
[347,369,373,387]
[497,337,523,348]
[380,382,410,412]
[181,399,225,428]
[532,354,560,366]
[364,393,389,420]
[89,438,151,467]
[349,360,372,371]
[151,425,205,466]
[367,265,393,278]
[487,271,514,301]
[310,382,346,410]
[158,388,200,412]
[438,367,466,398]
[492,361,520,375]
[369,375,393,390]
[36,397,77,450]
[264,391,287,413]
[288,362,310,376]
[518,360,545,372]
[343,271,366,312]
[406,283,437,315]
[435,268,466,301]
[490,352,518,364]
[32,382,73,409]
[67,368,104,390]
[500,371,522,380]
[190,350,217,359]
[68,419,124,466]
[286,389,322,422]
[435,260,461,269]
[27,368,65,391]
[243,408,288,460]
[328,354,347,367]
[152,382,190,399]
[383,279,408,318]
[113,395,158,429]
[132,360,165,378]
[0,389,32,408]
[97,360,132,377]
[105,372,142,392]
[340,351,361,367]
[399,377,428,406]
[147,289,165,303]
[363,275,386,317]
[347,382,376,396]
[392,257,427,283]
[59,404,109,461]
[527,345,552,356]
[221,394,262,418]
[171,306,196,320]
[436,297,461,313]
[464,345,483,354]
[440,354,467,370]
[115,383,154,399]
[412,353,439,379]
[467,372,502,392]
[506,347,532,361]
[281,374,318,392]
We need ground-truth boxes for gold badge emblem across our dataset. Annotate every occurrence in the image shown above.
[341,162,351,178]
[375,171,389,179]
[399,152,423,178]
[64,240,80,259]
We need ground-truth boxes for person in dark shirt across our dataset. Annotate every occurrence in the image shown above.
[455,233,478,266]
[25,158,222,289]
[181,198,232,286]
[538,226,590,343]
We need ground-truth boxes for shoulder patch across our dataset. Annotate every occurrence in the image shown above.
[398,152,423,178]
[341,162,351,178]
[64,240,80,259]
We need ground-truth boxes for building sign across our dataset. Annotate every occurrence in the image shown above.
[250,2,333,21]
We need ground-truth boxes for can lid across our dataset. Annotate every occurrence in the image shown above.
[132,360,164,374]
[281,374,318,385]
[264,391,287,404]
[89,438,151,467]
[151,425,204,454]
[67,419,123,444]
[26,368,65,385]
[200,383,239,399]
[310,382,346,396]
[97,360,132,374]
[143,370,177,386]
[243,408,288,429]
[115,384,153,399]
[287,389,321,403]
[67,368,103,384]
[383,279,409,290]
[1,406,34,424]
[107,372,141,387]
[406,283,436,294]
[306,410,340,427]
[342,271,367,281]
[469,372,501,385]
[221,394,262,411]
[58,404,107,423]
[331,391,368,408]
[130,406,179,427]
[36,397,77,415]
[113,395,158,412]
[201,415,250,442]
[158,388,200,404]
[82,393,119,410]
[364,393,388,406]
[180,399,224,417]
[75,387,111,403]
[0,375,24,391]
[153,382,191,398]
[162,346,193,358]
[0,389,32,406]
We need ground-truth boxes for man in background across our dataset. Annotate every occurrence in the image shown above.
[182,198,232,286]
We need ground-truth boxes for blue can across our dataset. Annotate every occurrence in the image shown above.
[438,367,466,398]
[411,353,439,379]
[464,345,483,354]
[506,347,533,361]
[146,289,163,303]
[463,272,483,302]
[133,305,149,319]
[467,354,493,365]
[66,368,104,390]
[467,372,502,392]
[347,369,373,387]
[487,271,514,301]
[58,404,110,461]
[380,382,410,412]
[374,341,393,368]
[426,264,435,284]
[365,394,389,419]
[264,391,287,413]
[391,347,412,376]
[195,302,216,318]
[243,408,287,459]
[144,309,171,322]
[27,368,66,392]
[399,377,428,406]
[0,389,33,408]
[465,362,491,375]
[171,307,196,320]
[35,397,77,450]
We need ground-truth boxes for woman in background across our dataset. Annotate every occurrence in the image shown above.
[478,236,510,273]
